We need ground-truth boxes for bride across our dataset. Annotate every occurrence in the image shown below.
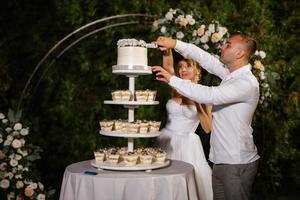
[157,49,213,200]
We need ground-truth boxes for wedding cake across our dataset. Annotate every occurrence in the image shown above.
[116,39,148,67]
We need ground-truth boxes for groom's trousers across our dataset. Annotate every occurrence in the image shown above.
[212,159,259,200]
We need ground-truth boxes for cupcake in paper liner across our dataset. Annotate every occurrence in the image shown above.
[149,121,161,132]
[139,152,153,164]
[94,149,106,163]
[121,90,132,101]
[111,90,122,101]
[135,90,148,101]
[139,121,149,133]
[147,90,157,101]
[123,152,139,166]
[128,122,139,134]
[155,149,167,164]
[99,120,114,131]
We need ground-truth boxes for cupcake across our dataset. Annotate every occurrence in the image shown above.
[128,122,139,134]
[107,154,120,165]
[135,90,148,102]
[149,121,161,132]
[121,90,132,101]
[99,120,114,131]
[107,148,120,164]
[111,90,122,101]
[147,90,157,101]
[94,149,106,163]
[155,149,167,164]
[117,147,128,161]
[123,152,139,166]
[114,120,124,131]
[139,121,149,134]
[139,152,153,165]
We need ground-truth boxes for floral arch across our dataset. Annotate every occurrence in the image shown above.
[0,8,274,200]
[151,8,271,106]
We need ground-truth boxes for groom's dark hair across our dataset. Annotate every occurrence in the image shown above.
[231,32,257,60]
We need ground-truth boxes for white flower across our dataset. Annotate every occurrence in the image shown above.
[259,71,266,80]
[255,50,259,56]
[158,18,166,24]
[30,182,38,189]
[208,24,215,33]
[0,137,3,144]
[189,18,196,25]
[18,149,28,157]
[218,27,228,37]
[200,24,205,29]
[14,123,22,131]
[192,30,197,36]
[15,174,22,179]
[20,138,26,146]
[160,26,166,33]
[200,35,209,43]
[203,44,210,50]
[205,30,212,37]
[20,128,29,136]
[186,14,193,20]
[38,182,44,191]
[10,159,18,167]
[0,113,5,119]
[0,179,10,189]
[37,194,46,200]
[5,172,14,179]
[259,50,266,59]
[4,139,12,146]
[2,119,8,124]
[5,127,12,133]
[12,139,22,149]
[176,31,184,39]
[165,11,173,20]
[15,154,22,160]
[16,181,24,189]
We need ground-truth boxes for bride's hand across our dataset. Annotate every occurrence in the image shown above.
[151,66,173,83]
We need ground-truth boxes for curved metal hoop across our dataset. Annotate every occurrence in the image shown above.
[17,14,155,110]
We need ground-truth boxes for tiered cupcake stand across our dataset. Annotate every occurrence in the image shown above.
[91,65,170,171]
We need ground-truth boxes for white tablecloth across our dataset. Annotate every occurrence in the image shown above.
[59,160,198,200]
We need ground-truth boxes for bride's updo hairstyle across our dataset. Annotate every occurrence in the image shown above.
[177,59,202,83]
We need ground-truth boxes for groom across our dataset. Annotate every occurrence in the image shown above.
[152,33,260,200]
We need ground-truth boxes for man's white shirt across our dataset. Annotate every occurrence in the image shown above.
[169,40,260,164]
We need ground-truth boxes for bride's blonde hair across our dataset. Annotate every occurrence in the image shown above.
[178,59,202,83]
[172,59,202,102]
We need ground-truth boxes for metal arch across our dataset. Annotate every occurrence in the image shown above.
[17,14,156,110]
[32,21,141,97]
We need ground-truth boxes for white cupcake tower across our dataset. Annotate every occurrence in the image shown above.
[94,65,170,171]
[102,67,160,152]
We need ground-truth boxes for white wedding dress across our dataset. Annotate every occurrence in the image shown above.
[158,99,213,200]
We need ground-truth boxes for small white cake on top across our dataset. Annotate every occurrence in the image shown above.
[117,39,148,67]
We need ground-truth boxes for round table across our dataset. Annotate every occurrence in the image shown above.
[59,160,199,200]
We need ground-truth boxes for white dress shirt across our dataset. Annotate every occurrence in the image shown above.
[169,40,260,164]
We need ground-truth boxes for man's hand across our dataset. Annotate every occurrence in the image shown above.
[155,37,176,51]
[152,66,173,83]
